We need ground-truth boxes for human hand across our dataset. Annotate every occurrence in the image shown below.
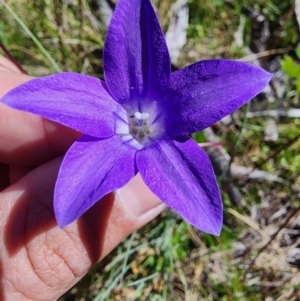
[0,56,165,301]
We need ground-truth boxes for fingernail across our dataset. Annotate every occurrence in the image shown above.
[117,174,164,218]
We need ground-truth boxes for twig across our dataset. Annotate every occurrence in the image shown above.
[246,109,300,118]
[238,47,293,62]
[255,133,300,170]
[243,207,300,280]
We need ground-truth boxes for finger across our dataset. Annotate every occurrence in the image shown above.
[0,160,164,300]
[0,72,80,165]
[0,71,33,98]
[0,163,9,190]
[9,165,33,185]
[0,103,80,165]
[0,55,22,73]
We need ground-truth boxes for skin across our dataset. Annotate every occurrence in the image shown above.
[0,56,165,301]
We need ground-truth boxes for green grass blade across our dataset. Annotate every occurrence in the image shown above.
[0,0,62,72]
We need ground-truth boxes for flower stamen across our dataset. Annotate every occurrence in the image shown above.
[127,111,151,144]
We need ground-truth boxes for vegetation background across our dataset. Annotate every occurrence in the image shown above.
[0,0,300,300]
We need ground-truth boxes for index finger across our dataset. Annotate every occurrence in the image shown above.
[0,54,23,73]
[0,67,79,166]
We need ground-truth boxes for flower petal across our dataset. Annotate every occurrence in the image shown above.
[103,0,171,106]
[1,73,118,137]
[164,59,272,135]
[54,135,137,227]
[136,138,223,235]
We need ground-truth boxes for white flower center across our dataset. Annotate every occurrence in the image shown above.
[115,102,165,149]
[129,111,151,143]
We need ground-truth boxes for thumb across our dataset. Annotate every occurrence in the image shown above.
[0,157,164,301]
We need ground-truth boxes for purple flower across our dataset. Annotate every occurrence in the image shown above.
[1,0,272,235]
